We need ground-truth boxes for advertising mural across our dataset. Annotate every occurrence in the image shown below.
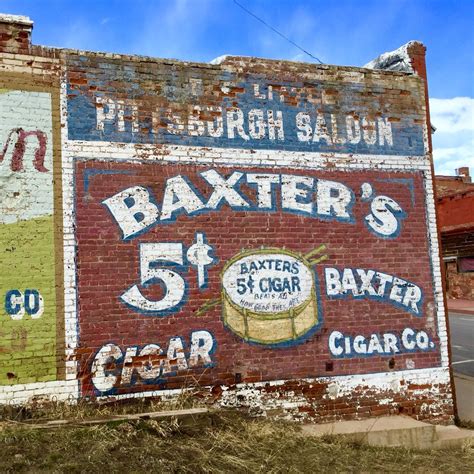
[66,54,425,157]
[0,89,58,384]
[74,159,440,397]
[0,25,453,420]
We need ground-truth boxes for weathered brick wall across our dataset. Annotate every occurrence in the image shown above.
[0,14,454,423]
[438,193,474,233]
[445,260,474,300]
[437,185,474,300]
[442,229,474,300]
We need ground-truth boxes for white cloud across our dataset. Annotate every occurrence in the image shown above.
[430,97,474,175]
[432,143,474,176]
[430,97,474,133]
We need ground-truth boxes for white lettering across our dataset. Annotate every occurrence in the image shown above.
[281,174,314,214]
[201,169,250,209]
[207,106,224,137]
[378,117,393,146]
[226,108,250,140]
[296,112,313,142]
[91,331,216,393]
[329,331,344,356]
[161,175,206,221]
[188,330,214,367]
[403,284,422,314]
[188,106,205,136]
[365,195,405,237]
[267,110,284,140]
[325,268,342,296]
[248,109,266,139]
[313,113,332,144]
[121,243,185,313]
[163,337,188,373]
[367,334,384,354]
[136,344,163,380]
[402,328,416,350]
[246,174,280,209]
[362,117,377,145]
[316,180,353,220]
[102,186,160,240]
[346,116,361,144]
[354,335,367,354]
[120,346,138,385]
[341,268,362,296]
[324,268,423,315]
[91,344,122,392]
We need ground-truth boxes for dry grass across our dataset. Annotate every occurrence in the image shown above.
[0,407,472,473]
[459,419,474,430]
[0,386,200,424]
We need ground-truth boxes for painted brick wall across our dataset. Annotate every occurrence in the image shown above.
[0,14,454,423]
[436,176,474,301]
[438,193,474,232]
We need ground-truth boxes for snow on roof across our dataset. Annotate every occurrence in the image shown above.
[0,13,33,26]
[363,41,421,73]
[209,55,231,65]
[209,55,257,65]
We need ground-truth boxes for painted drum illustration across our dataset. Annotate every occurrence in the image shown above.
[221,248,320,345]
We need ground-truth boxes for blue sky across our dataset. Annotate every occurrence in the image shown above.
[2,0,473,174]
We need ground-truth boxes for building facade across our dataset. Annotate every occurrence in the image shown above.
[0,14,454,423]
[436,167,474,300]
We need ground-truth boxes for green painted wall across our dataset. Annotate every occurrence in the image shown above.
[0,89,57,385]
[0,216,57,384]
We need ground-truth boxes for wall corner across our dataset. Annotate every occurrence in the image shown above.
[0,14,33,55]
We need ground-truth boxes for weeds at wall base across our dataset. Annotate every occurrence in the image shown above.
[0,391,203,425]
[0,410,472,473]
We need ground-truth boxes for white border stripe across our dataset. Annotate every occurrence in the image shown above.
[64,140,432,170]
[60,75,79,385]
[422,166,450,367]
[95,367,451,402]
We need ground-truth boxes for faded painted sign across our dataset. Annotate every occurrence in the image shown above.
[101,169,406,240]
[0,89,57,385]
[90,331,215,393]
[221,248,321,346]
[66,55,425,156]
[0,27,454,423]
[74,160,440,396]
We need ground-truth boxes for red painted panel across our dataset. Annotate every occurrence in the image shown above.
[74,160,440,397]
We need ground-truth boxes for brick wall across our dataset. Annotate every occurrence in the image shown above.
[442,230,474,300]
[436,176,474,300]
[0,14,454,423]
[437,193,474,232]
